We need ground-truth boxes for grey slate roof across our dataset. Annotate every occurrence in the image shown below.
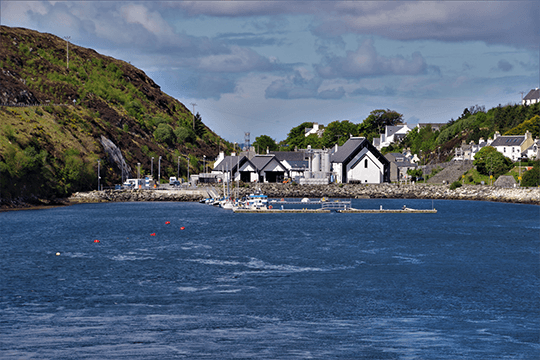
[286,160,308,169]
[524,88,540,100]
[213,156,246,172]
[250,155,276,170]
[270,151,306,162]
[494,175,517,188]
[385,125,403,137]
[331,137,366,163]
[490,135,525,147]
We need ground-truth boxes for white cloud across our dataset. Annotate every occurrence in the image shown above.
[315,39,427,79]
[312,2,539,47]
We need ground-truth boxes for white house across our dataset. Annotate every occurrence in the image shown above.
[522,88,540,105]
[522,138,539,160]
[374,124,412,150]
[305,123,324,137]
[331,137,390,184]
[490,131,534,161]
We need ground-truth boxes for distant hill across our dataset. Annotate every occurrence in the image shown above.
[0,26,231,205]
[401,103,540,163]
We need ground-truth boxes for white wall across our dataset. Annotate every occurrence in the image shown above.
[346,148,384,184]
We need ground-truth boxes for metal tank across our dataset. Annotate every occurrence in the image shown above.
[312,153,321,173]
[322,151,330,174]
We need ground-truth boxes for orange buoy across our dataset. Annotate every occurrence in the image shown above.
[165,221,171,225]
[94,239,100,243]
[150,233,156,236]
[180,227,185,230]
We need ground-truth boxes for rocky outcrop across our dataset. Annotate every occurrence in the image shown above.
[69,184,540,205]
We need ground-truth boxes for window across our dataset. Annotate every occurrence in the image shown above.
[364,159,368,168]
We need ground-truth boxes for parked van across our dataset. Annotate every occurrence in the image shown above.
[169,177,181,186]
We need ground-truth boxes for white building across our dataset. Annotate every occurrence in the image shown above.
[522,88,540,105]
[522,138,539,160]
[374,124,412,150]
[490,131,534,162]
[331,137,390,184]
[305,123,324,137]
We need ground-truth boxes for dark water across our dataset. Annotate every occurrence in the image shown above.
[1,199,539,359]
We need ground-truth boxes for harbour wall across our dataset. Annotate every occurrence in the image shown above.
[69,184,540,205]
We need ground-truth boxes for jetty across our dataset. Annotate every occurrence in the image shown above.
[233,208,331,213]
[339,208,437,214]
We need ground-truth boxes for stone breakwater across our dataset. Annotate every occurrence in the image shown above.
[69,189,205,203]
[69,184,540,205]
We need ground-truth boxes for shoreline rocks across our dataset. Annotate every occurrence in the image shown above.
[67,184,540,206]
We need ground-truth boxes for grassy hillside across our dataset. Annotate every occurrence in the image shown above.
[0,26,232,205]
[399,103,540,163]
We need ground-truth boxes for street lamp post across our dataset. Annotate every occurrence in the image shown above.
[203,155,206,175]
[151,157,154,178]
[137,162,141,179]
[186,155,190,186]
[158,156,162,185]
[97,160,100,190]
[177,156,180,179]
[64,36,71,69]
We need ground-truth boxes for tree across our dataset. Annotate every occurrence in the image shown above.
[473,146,512,177]
[253,135,278,154]
[304,133,321,149]
[193,112,205,137]
[357,109,403,142]
[321,120,357,148]
[284,122,314,150]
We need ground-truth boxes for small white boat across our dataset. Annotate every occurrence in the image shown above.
[237,189,268,210]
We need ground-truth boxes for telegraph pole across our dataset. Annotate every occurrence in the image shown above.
[190,103,197,130]
[64,36,71,69]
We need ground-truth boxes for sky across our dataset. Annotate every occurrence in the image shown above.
[2,1,539,144]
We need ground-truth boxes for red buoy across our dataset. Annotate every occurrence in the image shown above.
[94,239,100,243]
[150,233,156,236]
[165,221,171,225]
[180,227,185,230]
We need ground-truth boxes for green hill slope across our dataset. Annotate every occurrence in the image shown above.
[0,26,231,206]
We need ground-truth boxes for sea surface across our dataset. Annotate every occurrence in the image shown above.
[1,199,539,359]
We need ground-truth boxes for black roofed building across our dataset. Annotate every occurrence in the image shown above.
[331,137,390,184]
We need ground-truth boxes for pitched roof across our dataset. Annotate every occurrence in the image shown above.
[494,175,516,188]
[250,155,276,170]
[270,151,306,162]
[331,137,366,163]
[285,160,308,169]
[213,156,246,172]
[524,88,540,100]
[490,135,525,147]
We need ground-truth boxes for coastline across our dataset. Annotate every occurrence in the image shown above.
[69,183,539,206]
[2,183,538,212]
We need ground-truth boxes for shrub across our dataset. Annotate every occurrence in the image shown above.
[521,163,539,187]
[153,123,175,146]
[449,181,462,190]
[174,126,195,144]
